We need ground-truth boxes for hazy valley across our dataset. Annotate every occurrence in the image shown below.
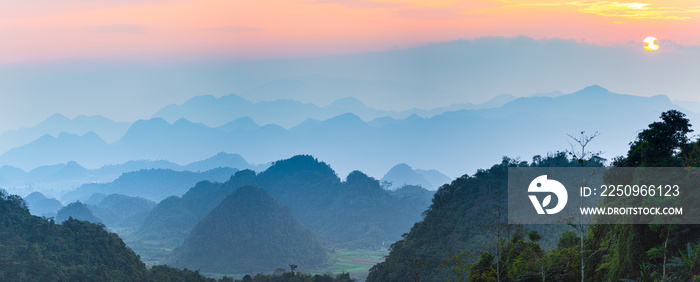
[4,85,700,281]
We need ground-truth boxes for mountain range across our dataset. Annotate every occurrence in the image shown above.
[135,155,433,251]
[0,85,694,179]
[0,152,265,197]
[0,114,129,155]
[153,87,517,128]
[62,167,239,203]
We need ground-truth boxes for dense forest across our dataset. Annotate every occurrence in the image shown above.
[0,190,226,281]
[366,151,595,281]
[368,110,700,281]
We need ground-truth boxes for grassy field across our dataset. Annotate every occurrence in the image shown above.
[201,248,389,281]
[319,248,388,280]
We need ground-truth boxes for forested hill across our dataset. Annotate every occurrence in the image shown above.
[0,191,146,281]
[168,186,326,274]
[137,155,433,249]
[0,190,237,281]
[136,169,258,245]
[55,201,102,224]
[368,110,700,281]
[367,152,596,281]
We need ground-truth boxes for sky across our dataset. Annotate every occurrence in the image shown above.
[0,0,699,132]
[2,0,699,63]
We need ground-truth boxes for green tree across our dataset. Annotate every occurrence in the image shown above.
[615,110,692,167]
[593,110,700,281]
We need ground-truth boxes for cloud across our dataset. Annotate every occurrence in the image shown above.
[568,1,700,20]
[393,7,489,20]
[90,24,147,34]
[206,26,265,33]
[500,0,700,20]
[308,0,404,9]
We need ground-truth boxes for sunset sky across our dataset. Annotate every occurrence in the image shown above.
[2,0,699,63]
[0,0,699,134]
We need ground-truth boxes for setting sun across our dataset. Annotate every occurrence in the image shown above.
[644,36,659,51]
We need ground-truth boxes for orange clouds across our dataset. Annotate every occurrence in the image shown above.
[0,0,698,63]
[567,1,700,20]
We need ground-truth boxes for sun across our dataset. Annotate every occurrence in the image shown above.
[644,36,659,51]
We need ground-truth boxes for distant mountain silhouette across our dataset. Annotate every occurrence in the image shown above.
[168,186,326,274]
[110,118,229,165]
[84,193,107,205]
[62,167,238,203]
[217,117,260,132]
[381,163,450,190]
[0,132,109,170]
[238,75,516,118]
[153,87,517,128]
[0,152,261,197]
[20,161,91,184]
[529,90,564,97]
[381,164,431,189]
[183,152,254,172]
[23,191,63,217]
[0,114,129,155]
[415,169,452,190]
[0,86,692,178]
[0,166,26,185]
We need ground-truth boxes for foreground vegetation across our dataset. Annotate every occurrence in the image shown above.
[369,110,700,281]
[0,189,220,281]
